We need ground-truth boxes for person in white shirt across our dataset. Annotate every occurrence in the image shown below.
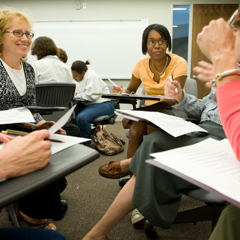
[31,36,74,84]
[71,60,114,145]
[58,48,68,63]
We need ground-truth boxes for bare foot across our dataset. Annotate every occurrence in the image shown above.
[119,158,131,174]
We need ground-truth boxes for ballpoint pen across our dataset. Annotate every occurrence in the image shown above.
[169,76,178,93]
[1,129,64,143]
[107,78,118,87]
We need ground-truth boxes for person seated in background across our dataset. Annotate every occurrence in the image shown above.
[0,8,77,230]
[31,36,74,84]
[0,131,67,240]
[98,24,187,179]
[193,12,240,240]
[71,60,114,146]
[81,45,227,240]
[58,48,68,63]
[30,36,80,137]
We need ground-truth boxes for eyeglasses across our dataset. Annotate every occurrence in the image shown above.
[147,40,167,46]
[4,30,34,39]
[228,8,240,27]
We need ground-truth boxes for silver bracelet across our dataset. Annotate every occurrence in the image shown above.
[31,123,35,130]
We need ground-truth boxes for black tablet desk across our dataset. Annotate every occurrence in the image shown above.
[0,144,100,209]
[91,93,162,101]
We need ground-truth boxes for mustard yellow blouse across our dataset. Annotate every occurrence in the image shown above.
[132,53,187,106]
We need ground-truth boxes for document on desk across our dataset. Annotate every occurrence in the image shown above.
[0,108,34,124]
[47,134,89,155]
[46,104,90,154]
[115,110,207,137]
[147,138,240,207]
[0,105,90,155]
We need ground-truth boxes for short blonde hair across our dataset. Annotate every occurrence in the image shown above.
[0,8,33,61]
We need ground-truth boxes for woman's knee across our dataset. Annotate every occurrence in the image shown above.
[129,122,147,141]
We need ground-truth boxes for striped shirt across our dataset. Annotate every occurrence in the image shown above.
[173,87,221,125]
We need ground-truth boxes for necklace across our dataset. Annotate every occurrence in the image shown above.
[151,56,169,77]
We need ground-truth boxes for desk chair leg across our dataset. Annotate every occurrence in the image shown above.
[144,220,157,239]
[6,203,21,227]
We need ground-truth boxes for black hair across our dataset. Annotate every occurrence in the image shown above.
[71,60,90,74]
[142,24,171,54]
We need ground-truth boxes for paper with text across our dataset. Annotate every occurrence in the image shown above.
[147,138,240,207]
[0,133,89,155]
[0,108,34,125]
[115,110,207,137]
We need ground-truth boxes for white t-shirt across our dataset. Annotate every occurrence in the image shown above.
[0,59,26,96]
[32,55,75,84]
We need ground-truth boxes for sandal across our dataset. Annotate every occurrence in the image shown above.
[16,208,57,230]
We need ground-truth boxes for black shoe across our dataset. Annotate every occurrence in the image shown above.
[61,199,68,215]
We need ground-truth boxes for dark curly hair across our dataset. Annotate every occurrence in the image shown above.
[31,36,59,60]
[71,60,90,74]
[58,48,68,63]
[142,24,171,55]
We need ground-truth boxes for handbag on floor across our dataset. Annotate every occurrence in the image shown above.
[92,127,124,156]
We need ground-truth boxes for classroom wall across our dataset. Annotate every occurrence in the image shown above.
[1,0,239,117]
[2,0,239,76]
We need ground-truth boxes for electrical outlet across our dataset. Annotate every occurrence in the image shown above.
[83,3,87,9]
[75,0,81,10]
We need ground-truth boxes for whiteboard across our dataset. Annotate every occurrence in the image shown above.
[27,19,148,79]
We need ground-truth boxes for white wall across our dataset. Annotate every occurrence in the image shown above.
[1,0,239,119]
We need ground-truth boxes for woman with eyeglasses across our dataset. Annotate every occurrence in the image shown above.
[99,24,187,178]
[0,8,68,231]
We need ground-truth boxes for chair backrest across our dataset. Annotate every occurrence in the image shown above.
[139,87,146,108]
[35,82,76,122]
[185,78,198,97]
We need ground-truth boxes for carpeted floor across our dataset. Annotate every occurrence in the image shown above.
[0,122,212,240]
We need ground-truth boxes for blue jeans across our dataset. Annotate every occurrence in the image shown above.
[73,101,114,145]
[0,228,67,240]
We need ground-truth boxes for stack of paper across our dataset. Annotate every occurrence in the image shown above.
[147,138,240,207]
[115,109,207,137]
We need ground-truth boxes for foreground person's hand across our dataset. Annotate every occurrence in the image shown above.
[0,130,52,179]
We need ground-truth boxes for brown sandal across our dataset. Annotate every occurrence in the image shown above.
[16,208,57,230]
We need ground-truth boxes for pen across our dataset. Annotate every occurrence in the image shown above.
[227,8,240,26]
[107,78,118,87]
[1,129,64,143]
[169,76,178,93]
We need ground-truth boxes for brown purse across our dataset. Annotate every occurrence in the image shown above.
[92,128,124,156]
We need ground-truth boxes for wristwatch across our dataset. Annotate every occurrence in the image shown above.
[215,69,240,80]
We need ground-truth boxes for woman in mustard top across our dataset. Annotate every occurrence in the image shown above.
[99,24,187,179]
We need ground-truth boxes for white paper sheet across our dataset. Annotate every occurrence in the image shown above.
[46,134,89,155]
[0,105,90,155]
[0,108,35,124]
[0,134,89,155]
[147,138,240,207]
[115,110,207,137]
[48,105,76,135]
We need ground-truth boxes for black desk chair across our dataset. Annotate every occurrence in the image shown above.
[91,85,120,131]
[35,82,76,122]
